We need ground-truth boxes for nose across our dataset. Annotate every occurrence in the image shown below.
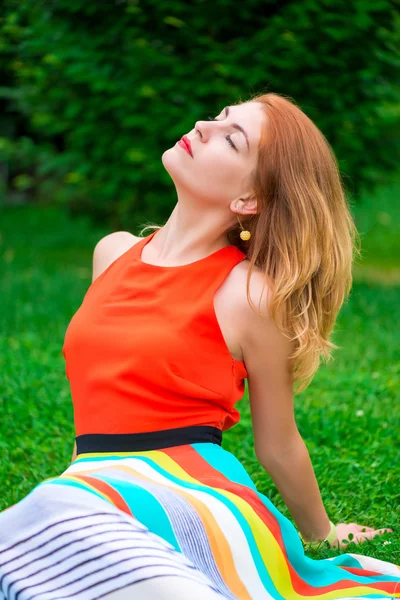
[193,121,203,141]
[193,119,214,142]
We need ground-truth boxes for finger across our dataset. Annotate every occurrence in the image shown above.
[354,524,393,534]
[354,524,375,532]
[376,528,393,535]
[354,531,385,542]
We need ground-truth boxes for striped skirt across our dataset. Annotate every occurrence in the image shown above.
[0,431,399,599]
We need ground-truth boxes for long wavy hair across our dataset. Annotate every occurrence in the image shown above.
[139,92,361,395]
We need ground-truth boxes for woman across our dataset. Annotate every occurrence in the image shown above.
[0,92,399,600]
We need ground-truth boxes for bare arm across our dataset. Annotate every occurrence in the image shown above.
[240,270,331,542]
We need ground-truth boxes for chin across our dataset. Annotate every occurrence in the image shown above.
[161,146,189,179]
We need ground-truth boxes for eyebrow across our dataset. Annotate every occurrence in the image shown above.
[223,106,250,152]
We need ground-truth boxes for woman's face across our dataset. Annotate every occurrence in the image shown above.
[162,101,266,210]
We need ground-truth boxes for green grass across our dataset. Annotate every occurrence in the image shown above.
[0,183,399,565]
[354,178,400,271]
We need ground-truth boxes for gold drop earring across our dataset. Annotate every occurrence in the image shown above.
[236,209,251,241]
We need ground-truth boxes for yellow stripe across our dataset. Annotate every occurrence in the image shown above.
[71,453,400,599]
[70,462,251,598]
[58,474,116,507]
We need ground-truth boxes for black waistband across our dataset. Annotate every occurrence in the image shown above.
[75,425,223,454]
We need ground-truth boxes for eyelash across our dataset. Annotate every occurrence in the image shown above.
[207,116,237,150]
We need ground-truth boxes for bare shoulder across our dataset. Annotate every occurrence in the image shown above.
[230,259,295,376]
[215,259,274,360]
[92,231,141,282]
[228,258,274,321]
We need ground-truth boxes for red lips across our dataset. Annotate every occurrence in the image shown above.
[179,135,193,157]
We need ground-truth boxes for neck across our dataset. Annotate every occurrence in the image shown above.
[149,203,233,263]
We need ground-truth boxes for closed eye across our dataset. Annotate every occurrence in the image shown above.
[207,116,238,151]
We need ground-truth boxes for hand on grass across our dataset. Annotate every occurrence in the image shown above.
[332,523,393,549]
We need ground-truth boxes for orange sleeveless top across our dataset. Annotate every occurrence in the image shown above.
[62,229,248,436]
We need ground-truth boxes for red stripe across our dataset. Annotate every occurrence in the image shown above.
[74,474,134,517]
[341,566,385,577]
[162,445,399,596]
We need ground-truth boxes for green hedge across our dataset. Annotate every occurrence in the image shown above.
[1,0,399,228]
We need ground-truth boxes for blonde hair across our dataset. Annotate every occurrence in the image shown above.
[139,92,361,395]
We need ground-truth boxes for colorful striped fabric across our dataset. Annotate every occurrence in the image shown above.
[0,442,399,599]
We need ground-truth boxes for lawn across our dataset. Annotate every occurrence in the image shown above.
[0,179,399,564]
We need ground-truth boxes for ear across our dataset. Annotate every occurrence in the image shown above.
[231,194,258,215]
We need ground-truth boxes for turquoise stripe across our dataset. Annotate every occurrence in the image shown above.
[36,478,110,504]
[194,444,400,588]
[107,453,287,600]
[83,473,181,552]
[72,455,126,464]
[65,452,400,591]
[192,446,353,585]
[327,554,365,568]
[62,452,283,598]
[192,443,258,490]
[39,473,181,552]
